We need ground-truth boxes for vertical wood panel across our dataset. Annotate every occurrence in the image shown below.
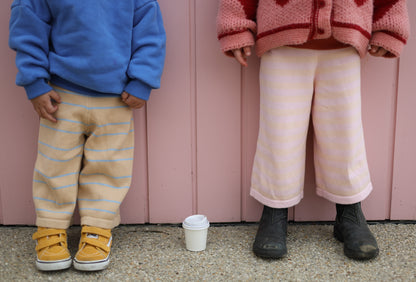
[391,0,416,220]
[359,58,398,220]
[195,0,242,222]
[241,56,262,222]
[120,109,148,224]
[146,0,194,223]
[0,189,2,224]
[0,0,10,225]
[0,0,38,225]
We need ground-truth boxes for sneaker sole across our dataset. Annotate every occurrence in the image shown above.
[36,258,72,271]
[73,257,110,271]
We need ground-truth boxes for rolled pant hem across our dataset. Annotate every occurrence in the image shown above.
[81,216,120,230]
[250,188,303,208]
[316,183,373,205]
[36,218,71,229]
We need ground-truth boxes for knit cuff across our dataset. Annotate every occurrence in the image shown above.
[219,30,255,54]
[370,31,406,58]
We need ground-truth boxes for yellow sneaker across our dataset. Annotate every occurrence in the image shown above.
[73,226,112,271]
[32,227,72,271]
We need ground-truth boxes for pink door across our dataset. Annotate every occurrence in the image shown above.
[1,0,415,225]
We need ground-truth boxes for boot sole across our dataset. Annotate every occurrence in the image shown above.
[334,227,379,260]
[253,246,287,259]
[343,246,379,260]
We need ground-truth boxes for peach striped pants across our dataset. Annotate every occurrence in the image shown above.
[250,47,373,208]
[33,87,134,229]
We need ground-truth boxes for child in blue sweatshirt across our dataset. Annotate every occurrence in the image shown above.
[9,0,166,272]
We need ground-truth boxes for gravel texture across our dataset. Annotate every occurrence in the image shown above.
[0,223,415,281]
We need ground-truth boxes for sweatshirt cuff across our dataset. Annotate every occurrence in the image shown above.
[124,80,152,101]
[24,79,53,100]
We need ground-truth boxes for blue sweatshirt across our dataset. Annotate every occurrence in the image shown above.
[9,0,166,100]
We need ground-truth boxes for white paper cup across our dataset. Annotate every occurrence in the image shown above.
[182,214,210,251]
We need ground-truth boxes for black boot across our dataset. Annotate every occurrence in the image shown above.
[334,202,379,260]
[253,205,288,259]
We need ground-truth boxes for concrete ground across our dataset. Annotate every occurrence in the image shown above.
[0,223,415,281]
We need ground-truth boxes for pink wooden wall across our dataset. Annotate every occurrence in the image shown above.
[0,0,415,225]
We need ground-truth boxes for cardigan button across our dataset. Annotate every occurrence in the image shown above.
[318,1,325,8]
[317,28,325,34]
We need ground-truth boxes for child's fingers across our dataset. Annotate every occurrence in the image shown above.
[130,103,145,109]
[44,98,59,114]
[121,92,129,101]
[243,46,251,57]
[42,97,59,121]
[129,99,146,109]
[33,107,42,120]
[232,49,248,66]
[40,107,57,123]
[31,93,59,122]
[375,48,388,57]
[134,101,146,109]
[121,92,146,109]
[50,90,62,104]
[369,45,388,57]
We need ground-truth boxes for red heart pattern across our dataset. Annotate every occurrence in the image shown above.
[373,0,400,22]
[354,0,368,6]
[275,0,290,7]
[238,0,257,19]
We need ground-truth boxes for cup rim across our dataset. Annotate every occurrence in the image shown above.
[182,214,210,230]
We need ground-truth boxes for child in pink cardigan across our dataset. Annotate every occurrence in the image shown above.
[217,0,409,260]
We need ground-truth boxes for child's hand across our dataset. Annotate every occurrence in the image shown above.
[30,90,61,123]
[369,45,389,57]
[231,46,252,67]
[121,92,146,109]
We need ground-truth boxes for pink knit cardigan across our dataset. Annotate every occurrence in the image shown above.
[217,0,410,57]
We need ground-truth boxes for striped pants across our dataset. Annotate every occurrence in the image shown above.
[33,87,134,229]
[250,47,373,208]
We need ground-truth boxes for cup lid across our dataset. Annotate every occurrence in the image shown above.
[182,214,210,230]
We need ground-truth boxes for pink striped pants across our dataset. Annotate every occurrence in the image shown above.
[250,47,373,208]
